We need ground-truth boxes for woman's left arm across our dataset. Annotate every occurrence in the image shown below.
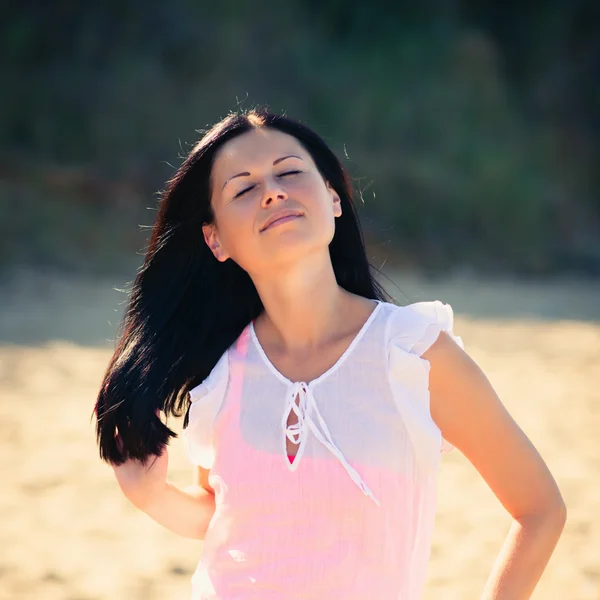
[423,332,567,600]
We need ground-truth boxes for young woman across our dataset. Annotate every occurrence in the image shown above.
[94,107,566,599]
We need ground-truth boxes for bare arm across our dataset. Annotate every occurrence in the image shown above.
[424,332,567,600]
[113,445,216,540]
[136,479,216,540]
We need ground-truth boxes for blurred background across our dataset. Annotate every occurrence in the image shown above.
[2,0,600,275]
[0,2,599,599]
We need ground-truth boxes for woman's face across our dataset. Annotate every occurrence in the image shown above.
[205,127,342,275]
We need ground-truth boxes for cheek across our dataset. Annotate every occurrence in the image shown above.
[220,199,255,231]
[216,204,259,256]
[304,182,336,220]
[288,177,323,209]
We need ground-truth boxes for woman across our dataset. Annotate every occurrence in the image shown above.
[94,106,566,599]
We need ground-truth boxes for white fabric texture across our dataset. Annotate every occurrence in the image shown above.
[182,299,463,600]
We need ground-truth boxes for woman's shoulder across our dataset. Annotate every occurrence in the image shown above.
[189,349,230,405]
[183,349,230,468]
[383,300,462,465]
[382,299,463,356]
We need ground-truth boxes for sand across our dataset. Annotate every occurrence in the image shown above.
[0,267,598,600]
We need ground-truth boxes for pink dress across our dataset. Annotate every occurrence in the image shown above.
[182,300,463,599]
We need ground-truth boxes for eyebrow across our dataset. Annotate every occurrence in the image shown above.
[221,155,303,191]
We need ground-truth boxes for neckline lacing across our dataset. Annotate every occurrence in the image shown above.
[281,380,381,507]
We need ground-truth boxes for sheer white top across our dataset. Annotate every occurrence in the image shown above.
[182,300,464,599]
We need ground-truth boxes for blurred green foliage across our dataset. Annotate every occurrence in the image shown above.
[1,1,598,275]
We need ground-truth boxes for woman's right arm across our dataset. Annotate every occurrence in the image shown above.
[113,443,216,540]
[137,481,216,540]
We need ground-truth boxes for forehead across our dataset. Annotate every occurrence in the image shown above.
[212,128,310,181]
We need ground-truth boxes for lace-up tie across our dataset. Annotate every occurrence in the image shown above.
[281,380,380,507]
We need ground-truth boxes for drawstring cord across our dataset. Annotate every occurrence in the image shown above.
[281,381,381,507]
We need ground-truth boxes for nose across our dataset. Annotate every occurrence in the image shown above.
[261,175,288,206]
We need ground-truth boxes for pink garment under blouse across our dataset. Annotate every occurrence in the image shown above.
[182,300,464,600]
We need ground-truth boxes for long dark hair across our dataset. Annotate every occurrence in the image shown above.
[94,105,395,465]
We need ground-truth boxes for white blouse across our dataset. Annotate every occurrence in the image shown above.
[182,300,464,600]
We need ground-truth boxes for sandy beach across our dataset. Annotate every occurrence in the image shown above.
[0,267,598,600]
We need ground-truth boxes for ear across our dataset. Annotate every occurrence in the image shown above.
[202,223,230,262]
[326,181,342,218]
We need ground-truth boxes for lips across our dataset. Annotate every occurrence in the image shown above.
[260,210,304,232]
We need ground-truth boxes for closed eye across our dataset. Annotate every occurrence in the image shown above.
[233,170,302,198]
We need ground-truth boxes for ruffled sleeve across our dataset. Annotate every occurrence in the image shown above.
[386,300,464,473]
[181,350,230,469]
